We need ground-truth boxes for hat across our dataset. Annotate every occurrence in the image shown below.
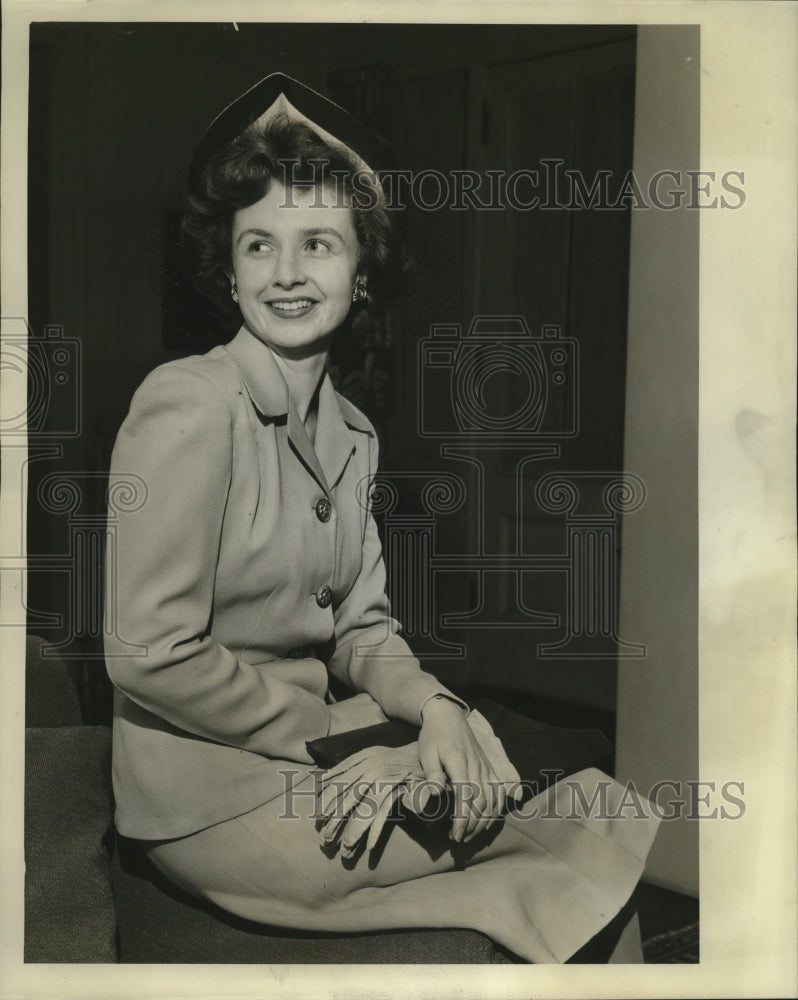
[187,72,385,194]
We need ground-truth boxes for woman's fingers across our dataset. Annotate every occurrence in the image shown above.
[417,737,448,793]
[318,728,511,852]
[419,734,471,843]
[462,763,502,843]
[466,710,521,787]
[464,708,524,814]
[418,700,512,842]
[420,716,506,842]
[446,744,504,843]
[494,779,508,821]
[441,750,473,843]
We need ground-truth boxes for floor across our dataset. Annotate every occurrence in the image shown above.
[637,882,699,941]
[637,882,699,963]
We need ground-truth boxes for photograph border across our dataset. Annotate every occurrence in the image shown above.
[1,2,795,998]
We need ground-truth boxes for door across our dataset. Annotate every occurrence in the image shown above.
[457,41,638,706]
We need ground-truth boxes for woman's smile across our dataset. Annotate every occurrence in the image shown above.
[230,181,360,359]
[266,297,318,317]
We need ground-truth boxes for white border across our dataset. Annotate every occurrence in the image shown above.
[2,2,795,998]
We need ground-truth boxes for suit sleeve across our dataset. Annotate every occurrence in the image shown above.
[326,431,467,724]
[104,364,330,762]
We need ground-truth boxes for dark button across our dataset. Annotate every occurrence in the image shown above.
[316,586,333,609]
[314,497,332,523]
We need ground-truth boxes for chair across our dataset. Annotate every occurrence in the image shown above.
[23,635,511,964]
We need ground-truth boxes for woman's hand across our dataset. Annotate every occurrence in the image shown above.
[417,697,505,844]
[327,693,389,735]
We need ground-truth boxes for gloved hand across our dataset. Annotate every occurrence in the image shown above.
[316,709,523,856]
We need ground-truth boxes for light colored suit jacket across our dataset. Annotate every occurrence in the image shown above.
[105,327,455,839]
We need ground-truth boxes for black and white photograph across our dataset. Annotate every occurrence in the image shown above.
[1,2,795,999]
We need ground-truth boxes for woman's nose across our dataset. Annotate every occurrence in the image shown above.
[271,247,306,288]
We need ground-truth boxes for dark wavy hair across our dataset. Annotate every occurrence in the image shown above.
[180,113,403,328]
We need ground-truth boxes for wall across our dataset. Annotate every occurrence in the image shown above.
[615,26,700,895]
[27,23,638,720]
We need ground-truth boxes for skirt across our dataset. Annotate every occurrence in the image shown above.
[145,764,660,964]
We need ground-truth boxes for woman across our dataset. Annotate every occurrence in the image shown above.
[104,73,659,963]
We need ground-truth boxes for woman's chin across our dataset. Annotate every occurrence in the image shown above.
[242,322,335,362]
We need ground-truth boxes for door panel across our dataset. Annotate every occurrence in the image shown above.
[383,38,637,709]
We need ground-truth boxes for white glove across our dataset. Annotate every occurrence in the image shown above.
[316,709,522,856]
[317,743,424,856]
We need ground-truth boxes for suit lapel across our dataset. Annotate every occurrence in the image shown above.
[225,327,360,495]
[286,403,329,493]
[314,377,357,492]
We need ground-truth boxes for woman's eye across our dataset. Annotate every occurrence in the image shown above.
[305,238,332,255]
[247,240,273,254]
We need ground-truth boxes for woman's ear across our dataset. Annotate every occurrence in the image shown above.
[225,269,239,303]
[352,276,368,303]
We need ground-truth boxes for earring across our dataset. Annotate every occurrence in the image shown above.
[231,279,239,303]
[352,279,367,303]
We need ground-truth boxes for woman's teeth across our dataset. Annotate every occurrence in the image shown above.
[270,300,314,313]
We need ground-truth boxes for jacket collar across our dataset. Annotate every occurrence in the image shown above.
[226,327,290,417]
[225,327,372,492]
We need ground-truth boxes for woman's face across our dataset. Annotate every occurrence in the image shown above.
[229,181,360,359]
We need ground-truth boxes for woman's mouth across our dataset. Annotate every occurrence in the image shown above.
[266,298,317,318]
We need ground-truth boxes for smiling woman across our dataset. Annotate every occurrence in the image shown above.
[230,184,359,367]
[103,72,660,964]
[181,108,396,334]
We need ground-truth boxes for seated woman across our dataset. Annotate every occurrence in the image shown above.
[104,73,659,964]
